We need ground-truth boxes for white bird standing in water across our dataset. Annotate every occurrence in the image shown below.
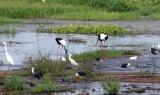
[69,53,78,66]
[129,55,137,67]
[2,42,14,65]
[129,56,137,60]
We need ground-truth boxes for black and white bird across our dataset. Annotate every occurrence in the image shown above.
[69,53,79,66]
[121,63,130,68]
[150,48,158,55]
[55,38,68,55]
[96,33,108,46]
[95,57,103,62]
[32,67,42,79]
[76,71,87,77]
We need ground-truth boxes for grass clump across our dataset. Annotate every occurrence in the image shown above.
[32,74,69,93]
[73,49,139,62]
[0,25,16,34]
[102,75,120,95]
[52,24,134,35]
[4,76,25,90]
[25,56,67,77]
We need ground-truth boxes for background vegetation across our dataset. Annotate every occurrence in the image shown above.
[0,0,159,20]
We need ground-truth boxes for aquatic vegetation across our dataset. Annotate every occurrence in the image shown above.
[102,75,120,95]
[0,25,16,34]
[52,24,136,35]
[73,49,139,62]
[4,76,25,90]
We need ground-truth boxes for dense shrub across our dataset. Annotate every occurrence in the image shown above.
[90,0,137,12]
[25,56,67,77]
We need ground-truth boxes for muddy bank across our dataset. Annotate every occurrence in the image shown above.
[23,19,160,35]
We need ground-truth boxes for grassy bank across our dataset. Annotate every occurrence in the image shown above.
[73,49,139,62]
[0,0,159,20]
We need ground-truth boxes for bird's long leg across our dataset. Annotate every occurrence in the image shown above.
[60,45,63,55]
[100,41,102,47]
[57,45,60,55]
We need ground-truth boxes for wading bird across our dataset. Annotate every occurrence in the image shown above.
[76,71,87,77]
[96,33,108,46]
[151,48,158,55]
[129,56,137,60]
[121,63,130,68]
[32,67,42,79]
[55,38,68,55]
[69,53,78,66]
[2,42,14,65]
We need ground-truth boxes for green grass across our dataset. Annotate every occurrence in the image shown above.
[102,75,120,95]
[32,74,69,93]
[0,0,159,20]
[73,49,139,62]
[42,24,137,35]
[0,25,16,34]
[4,76,25,91]
[0,17,22,23]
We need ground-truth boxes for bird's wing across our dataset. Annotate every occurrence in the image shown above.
[70,59,78,66]
[59,40,66,46]
[100,34,107,40]
[7,54,14,65]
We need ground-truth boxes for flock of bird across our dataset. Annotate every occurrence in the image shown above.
[32,33,109,79]
[1,32,160,79]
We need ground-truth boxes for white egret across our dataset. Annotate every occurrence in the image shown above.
[69,53,78,66]
[2,42,14,65]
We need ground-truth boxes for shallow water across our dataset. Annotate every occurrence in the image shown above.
[54,81,160,95]
[0,24,160,70]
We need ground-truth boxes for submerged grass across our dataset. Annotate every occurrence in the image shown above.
[41,24,136,35]
[73,49,139,62]
[0,25,16,34]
